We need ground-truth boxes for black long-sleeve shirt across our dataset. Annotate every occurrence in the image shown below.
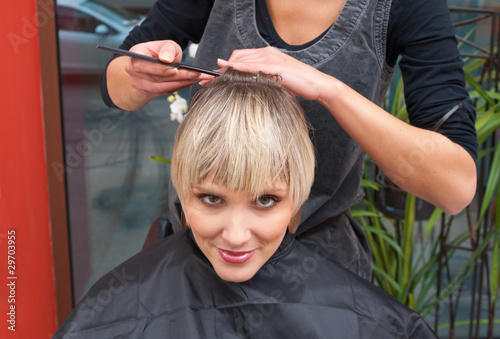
[101,0,477,160]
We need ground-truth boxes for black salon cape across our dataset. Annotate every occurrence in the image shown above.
[53,230,437,338]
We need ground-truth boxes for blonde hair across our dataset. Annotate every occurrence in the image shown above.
[171,68,315,213]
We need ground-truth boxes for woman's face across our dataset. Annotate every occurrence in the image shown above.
[184,175,294,283]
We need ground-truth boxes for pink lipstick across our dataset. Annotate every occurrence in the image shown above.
[218,248,256,264]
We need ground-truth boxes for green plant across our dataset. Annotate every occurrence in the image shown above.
[352,49,500,332]
[466,64,500,319]
[352,164,445,312]
[148,155,171,164]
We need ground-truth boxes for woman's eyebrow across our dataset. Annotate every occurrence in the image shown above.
[191,185,228,197]
[261,185,289,195]
[191,182,289,196]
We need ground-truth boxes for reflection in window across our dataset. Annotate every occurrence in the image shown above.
[57,6,103,33]
[56,0,188,302]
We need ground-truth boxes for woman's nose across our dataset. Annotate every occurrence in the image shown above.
[221,212,252,247]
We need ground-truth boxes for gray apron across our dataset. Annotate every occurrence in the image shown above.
[170,0,395,280]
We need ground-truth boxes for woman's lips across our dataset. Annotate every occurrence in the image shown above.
[217,248,256,264]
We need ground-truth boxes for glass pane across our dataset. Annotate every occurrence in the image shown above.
[56,0,186,302]
[55,5,499,338]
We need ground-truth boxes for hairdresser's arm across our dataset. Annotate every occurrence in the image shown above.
[102,0,214,110]
[106,40,201,111]
[217,48,476,215]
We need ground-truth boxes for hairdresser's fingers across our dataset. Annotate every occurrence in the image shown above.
[130,76,199,98]
[126,61,200,96]
[227,47,277,63]
[126,60,201,84]
[222,47,311,80]
[227,46,295,65]
[219,48,325,101]
[130,40,183,64]
[124,40,201,96]
[126,41,183,77]
[156,40,183,63]
[198,78,213,86]
[127,40,201,83]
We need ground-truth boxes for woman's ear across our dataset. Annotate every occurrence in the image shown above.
[288,210,301,233]
[181,211,189,230]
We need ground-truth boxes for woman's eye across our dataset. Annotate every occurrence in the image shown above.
[199,194,221,205]
[256,196,278,208]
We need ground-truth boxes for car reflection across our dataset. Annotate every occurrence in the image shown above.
[57,0,144,75]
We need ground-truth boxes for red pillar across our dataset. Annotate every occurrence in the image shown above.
[0,0,58,337]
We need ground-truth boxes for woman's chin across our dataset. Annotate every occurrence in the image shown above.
[214,266,258,283]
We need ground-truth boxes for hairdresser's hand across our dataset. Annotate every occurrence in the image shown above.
[214,47,477,216]
[214,47,331,101]
[107,40,201,111]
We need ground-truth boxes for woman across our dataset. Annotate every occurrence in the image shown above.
[54,69,436,338]
[101,0,478,281]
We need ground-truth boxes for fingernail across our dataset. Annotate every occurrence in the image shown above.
[188,71,201,79]
[166,68,178,75]
[159,52,173,63]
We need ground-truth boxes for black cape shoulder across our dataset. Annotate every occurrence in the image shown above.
[54,230,437,338]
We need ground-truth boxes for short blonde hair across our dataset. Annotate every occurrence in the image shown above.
[171,68,315,213]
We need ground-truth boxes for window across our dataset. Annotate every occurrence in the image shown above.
[55,0,186,302]
[57,6,107,33]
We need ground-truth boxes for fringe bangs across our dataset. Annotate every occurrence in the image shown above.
[172,68,315,211]
[190,92,293,200]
